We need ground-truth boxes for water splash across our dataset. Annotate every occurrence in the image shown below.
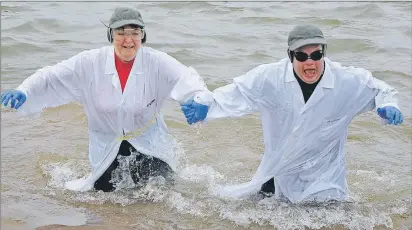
[39,148,410,229]
[41,160,172,206]
[179,164,225,184]
[170,165,410,230]
[110,152,145,191]
[40,137,184,206]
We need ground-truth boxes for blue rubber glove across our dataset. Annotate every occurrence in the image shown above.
[1,90,27,109]
[377,106,403,125]
[181,99,209,125]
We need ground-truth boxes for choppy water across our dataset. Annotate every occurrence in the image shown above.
[1,2,411,230]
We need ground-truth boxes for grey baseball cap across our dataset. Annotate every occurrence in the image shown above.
[288,25,327,51]
[108,7,145,29]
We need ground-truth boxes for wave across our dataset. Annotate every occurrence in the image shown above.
[162,48,203,61]
[372,70,411,79]
[148,42,200,52]
[2,18,96,33]
[1,4,32,12]
[234,16,284,25]
[153,1,213,10]
[334,3,386,18]
[309,18,342,26]
[327,38,376,53]
[1,38,53,56]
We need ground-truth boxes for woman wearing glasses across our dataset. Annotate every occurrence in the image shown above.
[1,7,210,192]
[180,24,403,203]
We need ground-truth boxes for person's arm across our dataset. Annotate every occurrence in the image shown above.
[347,65,403,125]
[183,64,270,123]
[9,52,85,115]
[157,52,209,103]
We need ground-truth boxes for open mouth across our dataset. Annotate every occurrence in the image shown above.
[303,69,317,79]
[304,69,316,75]
[122,46,135,49]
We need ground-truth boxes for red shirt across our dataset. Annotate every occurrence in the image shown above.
[114,52,135,92]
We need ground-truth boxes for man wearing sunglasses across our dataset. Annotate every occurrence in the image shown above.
[181,24,403,203]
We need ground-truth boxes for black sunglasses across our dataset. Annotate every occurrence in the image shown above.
[293,50,324,62]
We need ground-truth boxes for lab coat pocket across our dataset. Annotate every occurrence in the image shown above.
[143,99,157,123]
[134,99,157,128]
[319,115,348,141]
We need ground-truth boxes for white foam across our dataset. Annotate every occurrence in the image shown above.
[39,153,409,229]
[178,164,225,183]
[166,191,206,217]
[41,161,88,189]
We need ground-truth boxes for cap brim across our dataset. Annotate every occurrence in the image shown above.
[109,19,145,29]
[289,38,327,51]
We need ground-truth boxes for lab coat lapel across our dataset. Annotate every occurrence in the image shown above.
[300,60,335,114]
[104,46,122,92]
[285,62,305,107]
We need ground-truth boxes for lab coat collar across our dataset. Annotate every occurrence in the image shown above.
[284,58,336,113]
[318,58,334,89]
[285,61,296,83]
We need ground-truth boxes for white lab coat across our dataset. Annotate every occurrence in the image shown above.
[16,46,210,192]
[196,58,399,203]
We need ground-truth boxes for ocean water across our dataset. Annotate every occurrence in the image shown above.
[1,2,411,230]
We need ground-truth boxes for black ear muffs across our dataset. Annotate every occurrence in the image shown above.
[107,28,113,43]
[322,44,327,56]
[141,29,146,43]
[287,49,294,63]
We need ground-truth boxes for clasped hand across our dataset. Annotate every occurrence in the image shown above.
[180,99,209,125]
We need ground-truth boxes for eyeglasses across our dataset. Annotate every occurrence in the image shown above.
[114,28,144,40]
[293,50,324,62]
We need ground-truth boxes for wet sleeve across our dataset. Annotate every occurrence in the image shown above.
[16,52,84,116]
[157,53,210,103]
[354,68,399,115]
[202,65,268,120]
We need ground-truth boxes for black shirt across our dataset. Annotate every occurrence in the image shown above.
[293,64,325,103]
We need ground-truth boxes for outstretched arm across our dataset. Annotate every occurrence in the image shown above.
[181,64,269,124]
[2,52,85,116]
[157,52,210,103]
[354,67,403,125]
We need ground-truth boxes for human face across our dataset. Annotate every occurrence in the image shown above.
[292,44,325,84]
[113,25,143,62]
